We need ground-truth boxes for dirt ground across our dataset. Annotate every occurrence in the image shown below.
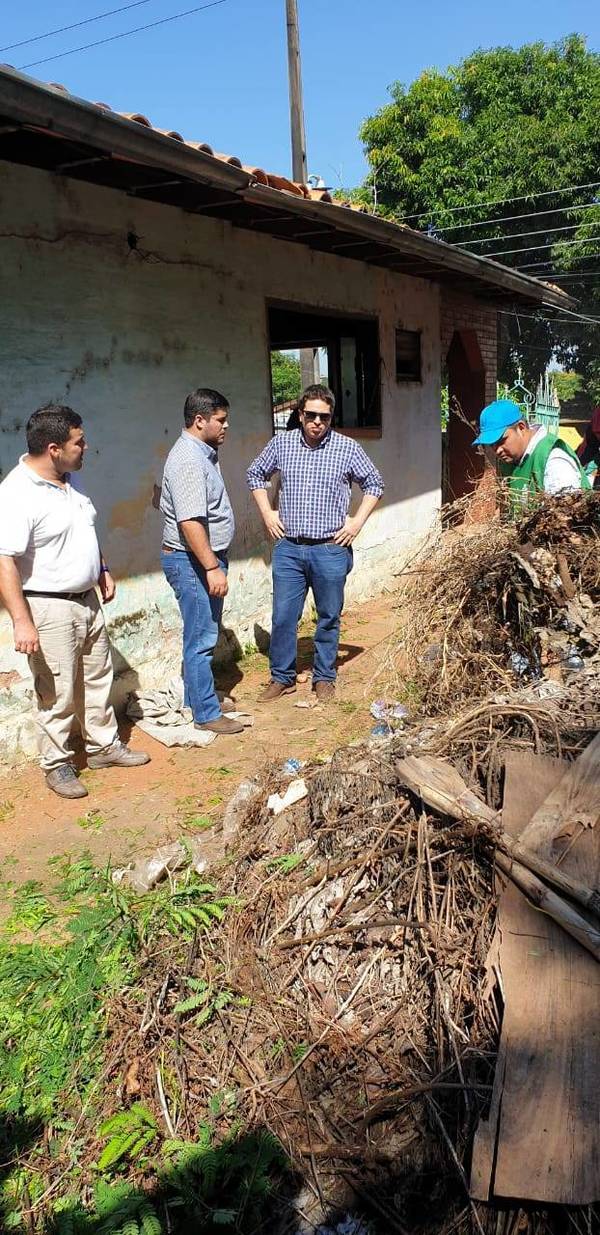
[0,593,399,885]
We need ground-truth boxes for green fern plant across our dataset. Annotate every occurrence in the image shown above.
[173,978,235,1026]
[97,1105,159,1172]
[265,852,305,875]
[135,881,233,943]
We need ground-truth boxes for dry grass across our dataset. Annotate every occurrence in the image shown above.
[383,490,600,715]
[96,683,600,1234]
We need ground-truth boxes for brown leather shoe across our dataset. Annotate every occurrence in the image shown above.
[194,715,245,735]
[314,681,335,702]
[258,681,296,702]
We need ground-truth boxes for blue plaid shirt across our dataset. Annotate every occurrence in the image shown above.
[246,429,384,539]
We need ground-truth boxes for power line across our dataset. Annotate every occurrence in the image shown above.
[499,309,600,326]
[19,0,227,70]
[1,1,153,53]
[517,254,600,270]
[396,181,600,224]
[434,201,600,235]
[535,271,600,281]
[451,220,592,250]
[541,303,600,327]
[482,234,600,260]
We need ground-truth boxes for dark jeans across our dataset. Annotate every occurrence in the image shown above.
[161,549,228,724]
[269,538,353,685]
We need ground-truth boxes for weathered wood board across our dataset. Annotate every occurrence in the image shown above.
[471,742,600,1205]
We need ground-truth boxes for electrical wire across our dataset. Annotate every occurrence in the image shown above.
[482,234,600,260]
[538,303,600,327]
[1,1,153,53]
[517,255,600,270]
[534,271,600,281]
[433,201,600,234]
[396,181,600,224]
[19,0,227,70]
[499,309,600,326]
[449,220,594,249]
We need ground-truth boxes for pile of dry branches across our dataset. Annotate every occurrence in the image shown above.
[390,490,600,714]
[101,687,600,1234]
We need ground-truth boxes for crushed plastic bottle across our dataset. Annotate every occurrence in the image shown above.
[222,777,259,848]
[369,700,409,722]
[564,648,584,671]
[281,757,304,777]
[509,651,530,677]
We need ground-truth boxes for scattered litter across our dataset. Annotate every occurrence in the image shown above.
[267,778,308,815]
[222,777,260,847]
[295,699,314,709]
[112,841,187,893]
[297,671,309,684]
[315,1219,371,1235]
[509,651,531,677]
[369,721,393,740]
[112,838,210,892]
[369,699,409,722]
[281,757,304,777]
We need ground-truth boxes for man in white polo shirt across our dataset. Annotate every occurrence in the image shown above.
[0,404,150,798]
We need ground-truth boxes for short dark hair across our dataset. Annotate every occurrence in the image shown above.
[26,404,83,456]
[298,383,335,415]
[183,388,229,428]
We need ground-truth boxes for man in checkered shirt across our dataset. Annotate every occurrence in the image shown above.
[247,384,384,702]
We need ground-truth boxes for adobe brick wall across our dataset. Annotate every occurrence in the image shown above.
[441,289,498,402]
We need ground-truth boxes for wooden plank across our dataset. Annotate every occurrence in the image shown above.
[470,752,565,1202]
[471,744,600,1205]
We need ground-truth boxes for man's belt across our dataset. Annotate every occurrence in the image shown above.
[23,589,93,602]
[285,535,336,545]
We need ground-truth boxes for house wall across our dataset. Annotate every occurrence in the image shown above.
[0,162,443,762]
[441,290,498,404]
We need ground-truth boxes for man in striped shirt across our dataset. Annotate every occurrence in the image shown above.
[247,384,384,702]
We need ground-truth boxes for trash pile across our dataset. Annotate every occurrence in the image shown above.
[392,490,600,714]
[104,673,600,1234]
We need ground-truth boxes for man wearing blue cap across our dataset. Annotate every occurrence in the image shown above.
[473,400,589,498]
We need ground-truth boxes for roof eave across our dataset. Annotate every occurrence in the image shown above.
[0,66,577,310]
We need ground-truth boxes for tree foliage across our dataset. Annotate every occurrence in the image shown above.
[270,350,302,405]
[351,36,600,396]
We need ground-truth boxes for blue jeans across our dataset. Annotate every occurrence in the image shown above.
[269,539,353,685]
[161,549,228,724]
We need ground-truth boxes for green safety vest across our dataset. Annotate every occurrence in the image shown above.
[509,432,591,502]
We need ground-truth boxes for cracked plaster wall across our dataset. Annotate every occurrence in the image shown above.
[0,162,442,762]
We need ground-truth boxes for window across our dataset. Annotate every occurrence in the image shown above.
[268,305,381,436]
[395,328,422,382]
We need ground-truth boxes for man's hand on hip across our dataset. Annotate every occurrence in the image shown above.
[99,571,116,603]
[13,616,40,655]
[333,516,362,546]
[263,510,285,540]
[207,567,228,598]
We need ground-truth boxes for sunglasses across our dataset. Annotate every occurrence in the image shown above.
[302,411,332,423]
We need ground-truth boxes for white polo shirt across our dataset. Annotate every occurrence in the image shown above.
[0,457,101,592]
[522,426,582,494]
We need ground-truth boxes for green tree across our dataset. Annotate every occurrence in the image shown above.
[349,36,600,395]
[270,350,302,404]
[551,370,583,404]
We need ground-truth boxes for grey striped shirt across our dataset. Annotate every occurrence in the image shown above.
[160,431,235,552]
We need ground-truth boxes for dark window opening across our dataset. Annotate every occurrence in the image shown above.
[395,328,422,382]
[269,306,381,435]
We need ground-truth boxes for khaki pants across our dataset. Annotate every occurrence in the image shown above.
[27,590,119,771]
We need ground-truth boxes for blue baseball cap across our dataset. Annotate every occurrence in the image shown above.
[473,399,523,446]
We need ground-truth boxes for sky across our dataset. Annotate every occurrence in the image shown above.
[1,0,599,189]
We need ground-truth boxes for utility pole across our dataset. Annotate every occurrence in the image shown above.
[286,0,314,385]
[286,0,308,186]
